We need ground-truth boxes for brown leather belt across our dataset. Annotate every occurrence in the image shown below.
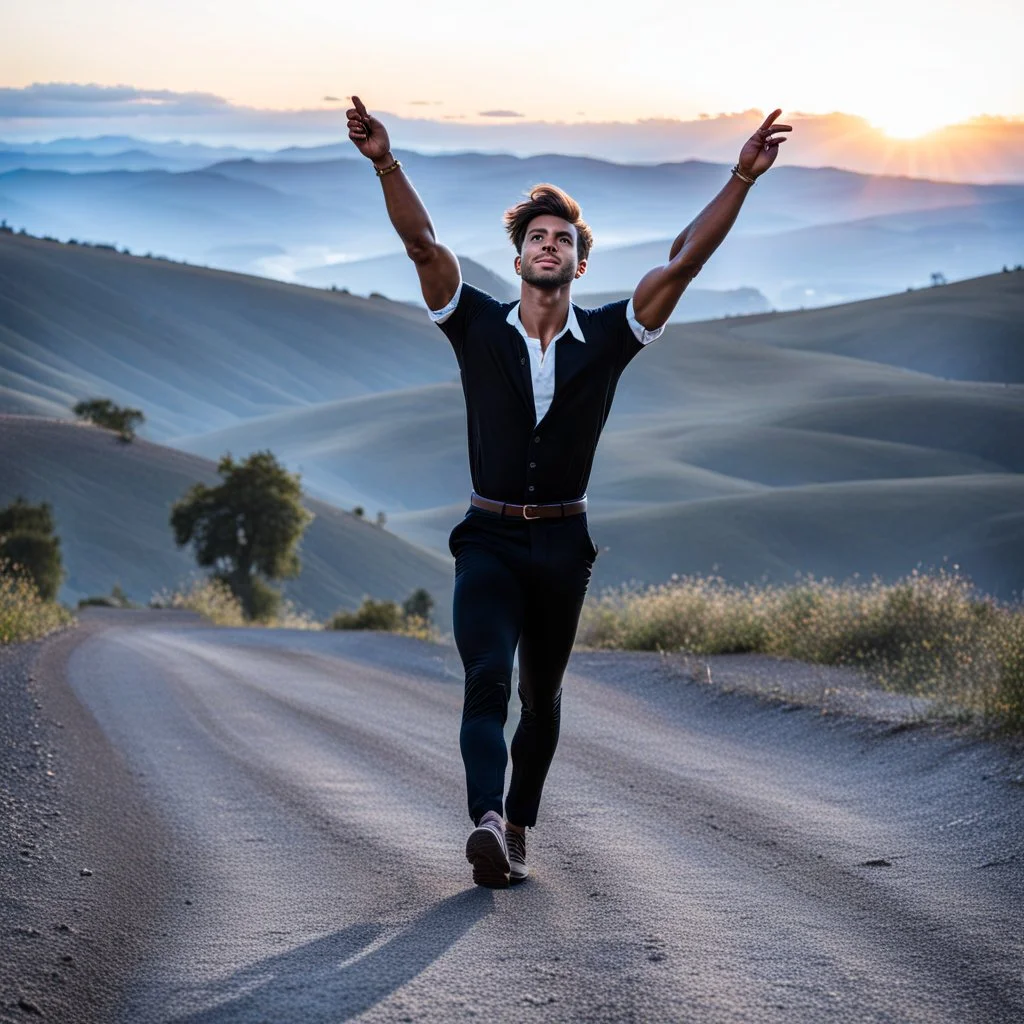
[471,491,587,520]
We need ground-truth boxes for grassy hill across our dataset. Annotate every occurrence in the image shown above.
[0,415,454,626]
[584,474,1024,601]
[2,231,1022,603]
[0,232,454,438]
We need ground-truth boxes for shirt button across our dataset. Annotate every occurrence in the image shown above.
[533,436,540,443]
[529,462,536,468]
[528,486,535,492]
[520,356,526,364]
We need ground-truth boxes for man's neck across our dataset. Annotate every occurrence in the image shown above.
[518,282,572,347]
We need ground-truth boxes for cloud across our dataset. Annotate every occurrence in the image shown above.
[0,82,228,119]
[478,109,524,118]
[409,100,443,106]
[323,95,341,102]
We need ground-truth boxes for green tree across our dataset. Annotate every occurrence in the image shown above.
[72,397,145,442]
[0,496,65,601]
[170,451,314,621]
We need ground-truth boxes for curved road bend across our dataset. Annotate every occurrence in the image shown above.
[55,612,1024,1022]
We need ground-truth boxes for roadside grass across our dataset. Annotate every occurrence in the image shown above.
[153,577,441,639]
[149,574,322,630]
[0,561,75,643]
[577,568,1024,732]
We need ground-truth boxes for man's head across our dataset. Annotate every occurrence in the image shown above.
[504,183,593,289]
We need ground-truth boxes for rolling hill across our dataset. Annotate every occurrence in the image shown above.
[0,415,454,625]
[0,232,455,438]
[2,231,1022,602]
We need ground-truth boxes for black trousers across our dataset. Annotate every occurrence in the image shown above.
[448,505,599,827]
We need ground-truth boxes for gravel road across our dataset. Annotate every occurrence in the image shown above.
[3,608,1024,1023]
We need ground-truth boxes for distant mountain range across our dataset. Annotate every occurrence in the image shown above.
[1,143,1021,310]
[3,109,1022,180]
[2,231,1022,609]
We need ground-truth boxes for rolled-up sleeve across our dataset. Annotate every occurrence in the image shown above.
[626,296,666,346]
[427,279,463,324]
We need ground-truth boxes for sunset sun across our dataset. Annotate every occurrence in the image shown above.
[868,109,954,140]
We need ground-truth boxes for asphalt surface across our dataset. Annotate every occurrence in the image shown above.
[4,608,1024,1022]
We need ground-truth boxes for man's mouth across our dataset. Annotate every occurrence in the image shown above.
[536,258,559,267]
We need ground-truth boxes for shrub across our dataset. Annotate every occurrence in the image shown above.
[215,571,282,624]
[402,587,434,622]
[328,597,403,632]
[0,559,74,643]
[0,531,63,602]
[327,589,439,640]
[0,496,65,601]
[78,583,135,609]
[72,397,145,441]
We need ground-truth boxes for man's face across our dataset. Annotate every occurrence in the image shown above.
[515,215,587,289]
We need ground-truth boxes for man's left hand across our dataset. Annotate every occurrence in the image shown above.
[738,109,792,179]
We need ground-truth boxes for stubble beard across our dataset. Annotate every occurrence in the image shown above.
[520,260,576,290]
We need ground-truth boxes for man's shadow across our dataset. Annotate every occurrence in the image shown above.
[167,888,494,1023]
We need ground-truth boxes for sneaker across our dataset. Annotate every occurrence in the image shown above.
[506,825,528,882]
[465,810,510,888]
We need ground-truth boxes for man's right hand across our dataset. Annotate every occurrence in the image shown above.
[347,96,392,163]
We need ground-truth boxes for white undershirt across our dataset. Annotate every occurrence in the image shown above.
[429,279,664,425]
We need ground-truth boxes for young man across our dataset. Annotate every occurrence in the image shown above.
[347,96,790,888]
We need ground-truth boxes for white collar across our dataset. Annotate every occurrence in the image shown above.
[506,300,584,343]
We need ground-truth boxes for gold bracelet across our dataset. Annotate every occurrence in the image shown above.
[375,158,402,177]
[731,163,756,185]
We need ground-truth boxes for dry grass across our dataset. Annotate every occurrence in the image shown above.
[150,574,323,630]
[578,568,1024,731]
[0,559,75,643]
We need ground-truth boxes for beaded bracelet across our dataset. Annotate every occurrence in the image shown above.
[731,164,756,185]
[375,158,402,177]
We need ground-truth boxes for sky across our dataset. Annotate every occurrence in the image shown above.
[3,0,1022,142]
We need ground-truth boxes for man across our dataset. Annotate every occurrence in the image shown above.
[346,96,790,888]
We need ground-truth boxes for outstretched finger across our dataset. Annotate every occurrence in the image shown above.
[758,108,783,131]
[352,95,369,118]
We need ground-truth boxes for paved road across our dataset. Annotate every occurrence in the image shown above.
[53,614,1024,1022]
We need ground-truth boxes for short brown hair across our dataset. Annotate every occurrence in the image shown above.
[503,183,593,263]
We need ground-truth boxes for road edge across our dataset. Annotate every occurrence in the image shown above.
[1,610,190,1023]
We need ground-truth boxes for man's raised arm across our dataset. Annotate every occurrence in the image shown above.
[346,95,460,311]
[631,109,792,332]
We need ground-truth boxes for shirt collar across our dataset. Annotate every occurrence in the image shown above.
[506,301,584,343]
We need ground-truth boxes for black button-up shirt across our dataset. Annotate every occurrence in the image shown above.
[435,283,649,505]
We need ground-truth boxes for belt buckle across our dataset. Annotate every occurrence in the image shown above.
[522,504,540,520]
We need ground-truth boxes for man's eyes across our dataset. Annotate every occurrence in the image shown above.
[530,234,572,243]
